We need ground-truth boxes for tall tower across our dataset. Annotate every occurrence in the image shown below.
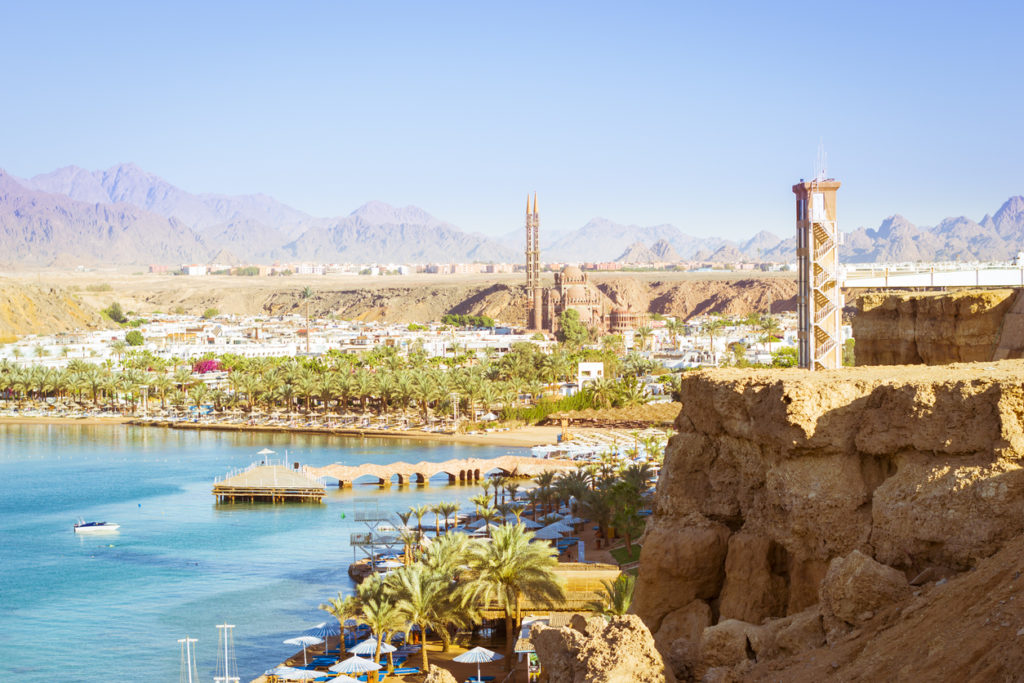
[794,174,842,370]
[525,193,542,329]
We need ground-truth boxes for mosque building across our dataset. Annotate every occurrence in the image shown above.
[525,195,644,336]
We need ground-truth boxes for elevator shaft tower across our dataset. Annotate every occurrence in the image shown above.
[794,178,842,370]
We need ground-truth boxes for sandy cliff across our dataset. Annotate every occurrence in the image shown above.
[634,363,1024,681]
[853,289,1024,364]
[0,279,114,340]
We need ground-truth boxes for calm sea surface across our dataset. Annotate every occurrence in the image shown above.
[0,424,522,682]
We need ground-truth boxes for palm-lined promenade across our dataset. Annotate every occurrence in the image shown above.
[0,338,675,447]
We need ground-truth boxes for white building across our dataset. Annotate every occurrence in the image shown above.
[577,361,605,388]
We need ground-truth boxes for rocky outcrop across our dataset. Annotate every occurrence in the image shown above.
[818,550,909,640]
[422,666,458,683]
[636,362,1024,680]
[531,614,676,683]
[853,289,1024,364]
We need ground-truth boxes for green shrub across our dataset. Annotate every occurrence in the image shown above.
[102,302,127,323]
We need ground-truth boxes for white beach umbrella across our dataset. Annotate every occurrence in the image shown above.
[532,524,565,540]
[506,515,542,529]
[303,621,341,654]
[284,635,322,666]
[453,645,503,682]
[265,665,320,680]
[330,655,382,674]
[257,448,276,455]
[542,519,574,533]
[349,637,396,656]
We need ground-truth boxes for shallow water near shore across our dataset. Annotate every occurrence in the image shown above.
[0,424,523,682]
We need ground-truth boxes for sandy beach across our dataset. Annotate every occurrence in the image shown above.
[0,415,134,426]
[0,414,566,447]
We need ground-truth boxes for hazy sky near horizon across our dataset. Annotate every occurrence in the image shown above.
[2,1,1022,241]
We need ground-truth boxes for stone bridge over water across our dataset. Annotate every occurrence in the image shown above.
[306,455,575,487]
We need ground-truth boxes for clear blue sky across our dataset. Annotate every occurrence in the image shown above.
[1,1,1021,241]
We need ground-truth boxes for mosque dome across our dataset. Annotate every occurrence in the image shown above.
[561,265,585,282]
[566,285,588,303]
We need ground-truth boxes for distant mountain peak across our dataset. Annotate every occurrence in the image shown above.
[349,201,438,227]
[649,238,681,262]
[615,241,658,263]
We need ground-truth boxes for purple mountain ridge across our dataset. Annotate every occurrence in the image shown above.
[5,163,1024,265]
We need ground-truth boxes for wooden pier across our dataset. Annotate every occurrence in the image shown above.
[212,463,326,503]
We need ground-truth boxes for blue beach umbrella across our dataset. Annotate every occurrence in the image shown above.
[454,645,503,682]
[303,621,341,655]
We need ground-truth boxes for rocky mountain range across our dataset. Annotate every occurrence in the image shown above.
[2,163,1023,266]
[1,165,517,266]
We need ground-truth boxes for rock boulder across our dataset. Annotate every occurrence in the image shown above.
[532,615,676,683]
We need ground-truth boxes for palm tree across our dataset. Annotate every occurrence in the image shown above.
[319,592,359,656]
[585,573,636,616]
[664,319,685,350]
[463,524,566,667]
[759,314,782,353]
[533,471,557,515]
[109,340,127,364]
[387,564,445,671]
[430,503,444,535]
[476,506,502,538]
[356,578,404,681]
[398,527,420,566]
[409,504,429,539]
[300,286,314,354]
[420,533,479,652]
[635,326,653,352]
[436,501,459,532]
[702,314,728,362]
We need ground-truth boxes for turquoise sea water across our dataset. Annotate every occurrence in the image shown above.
[0,424,522,682]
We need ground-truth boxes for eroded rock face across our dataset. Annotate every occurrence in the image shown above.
[632,515,729,629]
[636,361,1024,680]
[853,289,1022,365]
[531,615,676,683]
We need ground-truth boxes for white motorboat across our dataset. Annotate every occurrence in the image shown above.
[73,519,120,534]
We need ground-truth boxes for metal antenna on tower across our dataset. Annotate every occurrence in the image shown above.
[815,139,828,182]
[215,623,239,683]
[178,636,199,683]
